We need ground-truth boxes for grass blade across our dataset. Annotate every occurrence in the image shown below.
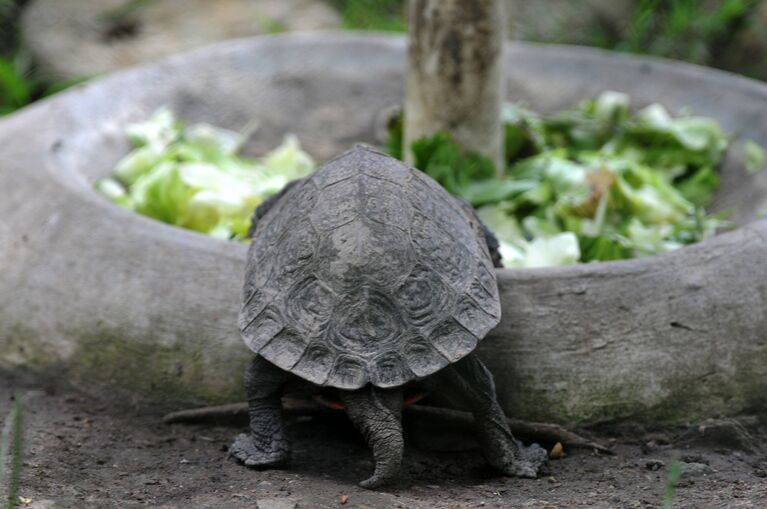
[0,398,23,509]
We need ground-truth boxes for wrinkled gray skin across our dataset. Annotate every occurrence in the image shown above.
[230,148,546,488]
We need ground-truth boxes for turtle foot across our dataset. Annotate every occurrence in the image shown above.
[499,441,548,479]
[358,473,395,490]
[229,433,289,469]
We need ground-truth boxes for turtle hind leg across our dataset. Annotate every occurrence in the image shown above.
[230,355,293,468]
[339,386,404,489]
[426,353,547,478]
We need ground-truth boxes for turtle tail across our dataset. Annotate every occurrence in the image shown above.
[339,386,404,489]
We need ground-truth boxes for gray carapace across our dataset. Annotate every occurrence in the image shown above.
[240,145,500,388]
[231,146,546,488]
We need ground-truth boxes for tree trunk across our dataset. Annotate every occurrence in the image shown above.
[404,0,505,170]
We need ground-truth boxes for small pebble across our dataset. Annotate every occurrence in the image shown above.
[645,459,665,471]
[549,442,565,460]
[679,461,714,478]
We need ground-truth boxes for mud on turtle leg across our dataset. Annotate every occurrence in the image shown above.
[339,386,404,489]
[230,355,293,468]
[425,353,547,478]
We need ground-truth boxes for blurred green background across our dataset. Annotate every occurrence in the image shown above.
[1,0,766,116]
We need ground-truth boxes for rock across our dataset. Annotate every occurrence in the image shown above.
[20,0,340,80]
[679,461,714,479]
[680,418,759,452]
[645,459,665,471]
[680,454,708,465]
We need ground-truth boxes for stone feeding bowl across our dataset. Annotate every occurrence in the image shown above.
[1,33,765,426]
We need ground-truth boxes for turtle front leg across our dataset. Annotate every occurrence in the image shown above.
[230,355,293,468]
[426,353,547,478]
[339,386,404,489]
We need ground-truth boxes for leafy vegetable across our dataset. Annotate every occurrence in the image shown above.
[410,132,496,196]
[392,91,743,268]
[97,109,315,240]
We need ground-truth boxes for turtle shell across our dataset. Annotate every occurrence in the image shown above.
[239,146,501,389]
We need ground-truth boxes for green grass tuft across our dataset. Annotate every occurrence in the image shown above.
[1,398,23,509]
[327,0,406,32]
[663,460,683,509]
[596,0,760,65]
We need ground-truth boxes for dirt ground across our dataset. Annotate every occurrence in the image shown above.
[2,375,766,509]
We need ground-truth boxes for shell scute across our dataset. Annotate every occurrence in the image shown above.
[370,351,412,388]
[241,305,284,352]
[363,178,412,230]
[326,354,368,389]
[291,342,336,385]
[239,284,272,332]
[394,265,453,329]
[453,295,498,338]
[411,213,473,289]
[260,328,309,370]
[428,319,478,362]
[358,221,415,288]
[329,289,404,355]
[403,336,450,377]
[359,151,409,184]
[285,276,335,336]
[310,179,358,231]
[467,264,501,320]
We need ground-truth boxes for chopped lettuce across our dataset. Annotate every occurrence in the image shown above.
[99,93,752,267]
[478,204,580,268]
[410,132,496,196]
[97,109,315,241]
[390,91,744,267]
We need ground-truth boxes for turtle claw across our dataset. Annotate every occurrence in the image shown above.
[358,471,399,490]
[502,460,539,479]
[229,433,289,469]
[500,441,548,479]
[358,476,382,490]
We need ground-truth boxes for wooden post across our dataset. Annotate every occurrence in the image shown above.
[404,0,506,171]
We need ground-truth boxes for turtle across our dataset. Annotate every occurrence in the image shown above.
[230,146,547,488]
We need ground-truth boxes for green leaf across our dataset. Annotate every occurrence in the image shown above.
[579,235,631,262]
[411,132,496,195]
[101,109,316,241]
[261,134,315,181]
[676,166,719,206]
[0,57,31,113]
[476,204,523,244]
[501,232,581,268]
[113,146,164,186]
[95,178,131,208]
[125,107,181,148]
[459,178,537,206]
[383,110,404,159]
